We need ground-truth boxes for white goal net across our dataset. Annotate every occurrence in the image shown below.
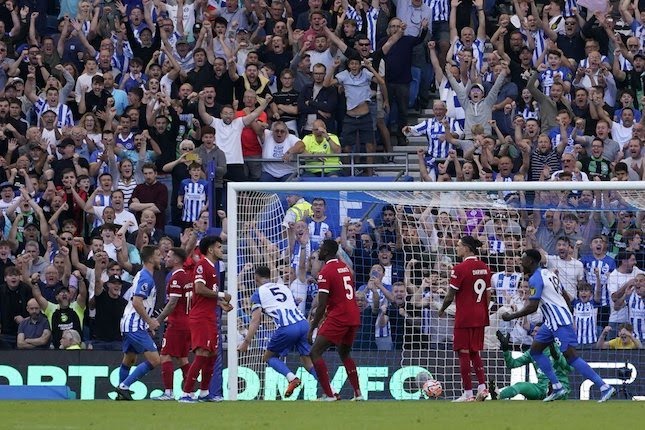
[226,181,645,401]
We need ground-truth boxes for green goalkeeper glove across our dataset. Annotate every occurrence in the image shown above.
[496,330,511,351]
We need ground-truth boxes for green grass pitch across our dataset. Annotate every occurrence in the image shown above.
[0,400,642,430]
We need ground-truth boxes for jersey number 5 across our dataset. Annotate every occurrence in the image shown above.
[343,276,354,300]
[269,286,287,302]
[474,278,487,303]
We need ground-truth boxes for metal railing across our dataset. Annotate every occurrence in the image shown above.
[294,152,412,177]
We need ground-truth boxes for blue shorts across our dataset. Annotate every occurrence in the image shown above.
[534,324,578,352]
[122,330,158,354]
[267,320,311,357]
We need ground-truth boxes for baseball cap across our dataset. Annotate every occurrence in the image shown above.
[42,108,58,117]
[23,222,38,229]
[471,83,485,93]
[107,275,123,284]
[176,36,190,45]
[29,142,44,151]
[0,181,15,191]
[57,137,75,148]
[236,28,249,34]
[634,53,645,60]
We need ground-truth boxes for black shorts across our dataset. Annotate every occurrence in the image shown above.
[341,113,374,148]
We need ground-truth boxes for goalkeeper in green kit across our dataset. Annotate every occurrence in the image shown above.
[492,327,572,400]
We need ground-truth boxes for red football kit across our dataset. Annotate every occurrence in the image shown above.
[160,268,193,357]
[449,256,492,351]
[316,258,360,346]
[189,257,219,352]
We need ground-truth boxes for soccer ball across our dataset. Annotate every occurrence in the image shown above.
[422,379,443,398]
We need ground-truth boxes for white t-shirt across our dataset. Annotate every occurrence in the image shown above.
[261,131,299,178]
[209,117,245,164]
[546,255,584,300]
[607,267,643,323]
[610,121,633,147]
[93,206,139,234]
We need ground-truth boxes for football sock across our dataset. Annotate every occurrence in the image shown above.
[122,361,153,388]
[181,363,190,380]
[469,351,486,385]
[161,361,174,390]
[458,352,473,391]
[268,357,292,378]
[200,356,216,390]
[199,389,209,397]
[313,358,334,397]
[286,372,296,382]
[568,357,605,387]
[342,358,361,396]
[307,366,318,380]
[183,356,206,394]
[530,350,559,385]
[119,364,131,384]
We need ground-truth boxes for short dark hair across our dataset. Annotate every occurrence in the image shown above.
[202,126,215,136]
[255,265,271,278]
[320,239,339,256]
[140,245,158,263]
[523,248,542,264]
[141,162,157,172]
[169,247,187,262]
[199,235,222,256]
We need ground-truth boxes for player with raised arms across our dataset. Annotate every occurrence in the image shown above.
[153,247,193,400]
[308,239,363,401]
[438,235,492,402]
[115,245,162,401]
[238,265,318,398]
[502,249,616,402]
[180,236,232,403]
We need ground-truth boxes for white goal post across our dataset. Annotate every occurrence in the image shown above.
[226,180,645,401]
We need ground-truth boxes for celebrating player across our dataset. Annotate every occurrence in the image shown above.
[438,235,492,402]
[308,239,363,401]
[153,247,193,401]
[115,246,162,401]
[502,249,616,402]
[238,266,318,398]
[180,236,231,403]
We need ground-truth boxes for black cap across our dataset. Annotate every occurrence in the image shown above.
[57,137,75,148]
[634,53,645,60]
[56,285,70,295]
[107,275,123,284]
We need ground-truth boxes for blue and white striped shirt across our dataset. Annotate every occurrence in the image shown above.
[572,298,599,345]
[430,0,450,21]
[454,39,485,73]
[179,178,208,223]
[580,255,616,307]
[529,268,574,330]
[491,271,522,305]
[120,268,156,333]
[628,292,645,341]
[34,99,74,128]
[251,282,306,328]
[308,220,332,251]
[408,117,463,159]
[345,6,380,51]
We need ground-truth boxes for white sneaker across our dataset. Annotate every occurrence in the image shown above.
[152,393,175,401]
[476,388,490,402]
[598,386,616,403]
[452,394,475,402]
[315,395,339,402]
[350,395,365,401]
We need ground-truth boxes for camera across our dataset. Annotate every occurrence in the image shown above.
[617,366,632,380]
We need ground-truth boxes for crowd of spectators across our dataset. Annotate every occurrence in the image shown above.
[0,0,644,357]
